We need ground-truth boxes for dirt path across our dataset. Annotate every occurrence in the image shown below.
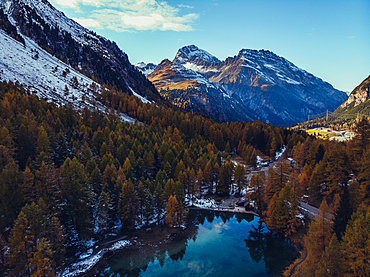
[288,236,307,277]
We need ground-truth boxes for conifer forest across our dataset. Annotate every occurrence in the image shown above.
[0,80,369,276]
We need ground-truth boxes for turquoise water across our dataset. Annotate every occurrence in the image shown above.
[98,210,298,277]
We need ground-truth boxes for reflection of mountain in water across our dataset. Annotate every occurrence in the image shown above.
[92,210,296,277]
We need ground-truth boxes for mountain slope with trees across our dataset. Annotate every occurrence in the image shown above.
[0,0,161,105]
[0,80,303,275]
[292,75,370,131]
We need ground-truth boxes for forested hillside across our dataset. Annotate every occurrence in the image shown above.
[0,80,302,275]
[252,116,370,276]
[0,79,369,276]
[289,117,370,276]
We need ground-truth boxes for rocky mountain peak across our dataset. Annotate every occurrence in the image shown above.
[135,62,157,77]
[340,75,370,108]
[145,45,348,126]
[174,44,221,65]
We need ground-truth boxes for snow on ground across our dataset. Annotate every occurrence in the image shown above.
[190,197,217,209]
[129,87,152,104]
[0,30,137,123]
[62,240,130,277]
[275,145,286,160]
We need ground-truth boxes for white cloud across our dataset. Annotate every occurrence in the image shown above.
[54,0,79,8]
[73,17,102,28]
[55,0,198,32]
[178,4,194,9]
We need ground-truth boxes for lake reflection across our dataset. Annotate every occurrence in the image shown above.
[97,210,298,277]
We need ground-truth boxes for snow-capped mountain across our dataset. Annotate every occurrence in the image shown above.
[0,0,160,116]
[142,45,348,126]
[135,62,157,77]
[145,58,256,122]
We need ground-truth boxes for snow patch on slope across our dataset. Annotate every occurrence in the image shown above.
[129,87,151,104]
[0,30,136,123]
[183,62,219,73]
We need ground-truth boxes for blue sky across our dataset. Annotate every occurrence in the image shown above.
[50,0,369,92]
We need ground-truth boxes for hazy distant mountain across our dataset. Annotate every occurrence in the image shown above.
[141,45,348,126]
[0,0,160,117]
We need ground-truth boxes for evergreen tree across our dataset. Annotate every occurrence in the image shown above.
[120,180,137,230]
[95,191,113,236]
[264,161,290,205]
[333,185,352,240]
[248,174,265,214]
[234,164,246,195]
[143,187,154,225]
[164,179,176,200]
[341,205,370,277]
[308,161,326,204]
[315,234,344,277]
[17,124,30,169]
[203,161,213,193]
[154,181,165,222]
[60,157,92,239]
[0,162,22,234]
[304,199,333,274]
[165,195,180,227]
[29,237,56,277]
[7,199,65,276]
[358,147,370,204]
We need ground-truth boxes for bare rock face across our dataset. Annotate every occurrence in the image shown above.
[142,45,348,126]
[340,75,370,108]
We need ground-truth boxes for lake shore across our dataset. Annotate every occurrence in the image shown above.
[62,204,258,277]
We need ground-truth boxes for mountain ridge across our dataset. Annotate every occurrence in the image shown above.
[0,0,161,105]
[140,45,348,126]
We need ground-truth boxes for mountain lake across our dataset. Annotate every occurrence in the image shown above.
[87,209,298,277]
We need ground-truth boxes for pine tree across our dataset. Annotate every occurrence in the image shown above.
[315,234,344,277]
[187,168,196,204]
[165,195,180,227]
[122,157,133,181]
[7,209,32,276]
[333,185,352,240]
[358,147,370,204]
[164,179,176,200]
[95,191,113,235]
[341,205,370,277]
[17,124,30,170]
[203,161,213,193]
[234,164,246,195]
[304,199,333,273]
[7,199,65,276]
[154,181,165,222]
[196,169,204,197]
[248,174,265,214]
[308,161,326,204]
[29,237,56,277]
[60,157,92,239]
[120,180,137,230]
[20,166,36,204]
[143,187,154,225]
[0,162,22,234]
